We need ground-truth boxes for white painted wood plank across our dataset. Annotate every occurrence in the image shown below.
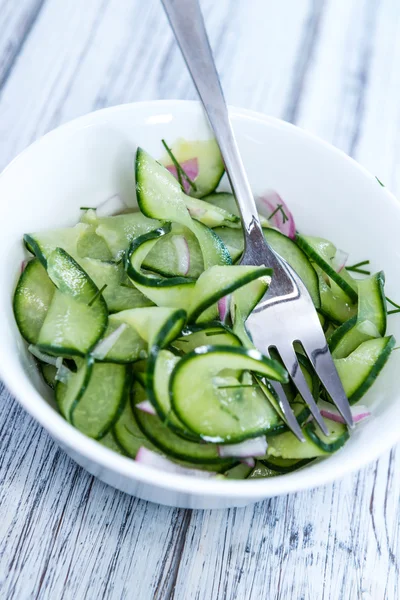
[0,0,399,599]
[0,0,45,89]
[0,383,188,600]
[296,0,400,195]
[0,0,111,168]
[170,451,399,600]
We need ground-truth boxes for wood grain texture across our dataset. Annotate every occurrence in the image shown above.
[0,0,399,598]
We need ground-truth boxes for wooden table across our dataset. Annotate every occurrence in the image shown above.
[1,1,399,598]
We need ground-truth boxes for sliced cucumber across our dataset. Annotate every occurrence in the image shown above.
[39,362,57,389]
[256,387,309,437]
[257,354,315,432]
[324,321,338,339]
[56,357,92,420]
[264,229,320,307]
[260,456,314,473]
[134,369,147,388]
[113,389,155,457]
[99,431,127,455]
[94,212,160,259]
[72,362,127,439]
[76,225,113,261]
[316,267,358,324]
[24,223,90,266]
[192,221,232,270]
[247,462,279,479]
[212,226,243,262]
[296,234,358,303]
[231,278,269,347]
[37,249,108,357]
[136,148,231,268]
[184,196,240,227]
[93,315,147,363]
[133,391,232,465]
[142,225,204,278]
[146,349,186,430]
[127,230,262,318]
[232,278,268,323]
[214,227,320,307]
[329,272,386,359]
[172,323,241,353]
[304,419,349,453]
[329,318,373,359]
[205,192,269,227]
[223,462,253,479]
[57,359,128,439]
[79,257,153,313]
[334,335,395,404]
[13,259,55,344]
[112,307,186,350]
[145,310,195,437]
[170,346,288,443]
[161,137,224,198]
[267,418,348,459]
[126,226,196,308]
[187,264,272,323]
[132,381,232,471]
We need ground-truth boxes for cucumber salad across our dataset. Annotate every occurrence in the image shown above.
[13,138,395,480]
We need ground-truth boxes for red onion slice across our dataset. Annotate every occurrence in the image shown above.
[218,295,231,323]
[318,400,371,424]
[257,190,296,239]
[166,158,199,194]
[136,400,157,416]
[241,457,256,468]
[171,234,190,276]
[187,205,206,219]
[218,436,268,458]
[21,260,28,273]
[96,194,127,217]
[331,248,349,273]
[136,447,216,478]
[92,324,127,360]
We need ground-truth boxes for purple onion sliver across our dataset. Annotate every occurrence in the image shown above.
[166,157,199,194]
[319,400,371,425]
[352,411,372,423]
[320,410,346,424]
[217,436,267,458]
[135,447,216,478]
[240,457,256,468]
[257,190,296,239]
[218,295,230,323]
[136,400,157,416]
[332,248,349,273]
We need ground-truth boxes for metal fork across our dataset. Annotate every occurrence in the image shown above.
[161,0,354,439]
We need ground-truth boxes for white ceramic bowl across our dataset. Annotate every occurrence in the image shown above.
[1,100,399,509]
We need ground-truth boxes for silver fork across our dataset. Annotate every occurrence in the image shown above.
[161,0,354,439]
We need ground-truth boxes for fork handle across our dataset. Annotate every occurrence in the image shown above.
[161,0,278,263]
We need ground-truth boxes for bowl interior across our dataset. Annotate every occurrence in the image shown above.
[0,100,399,498]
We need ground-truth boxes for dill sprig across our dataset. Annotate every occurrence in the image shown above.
[346,260,371,275]
[386,296,400,315]
[268,204,288,223]
[161,139,197,193]
[88,284,107,307]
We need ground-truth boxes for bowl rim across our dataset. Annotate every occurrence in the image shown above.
[1,98,399,500]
